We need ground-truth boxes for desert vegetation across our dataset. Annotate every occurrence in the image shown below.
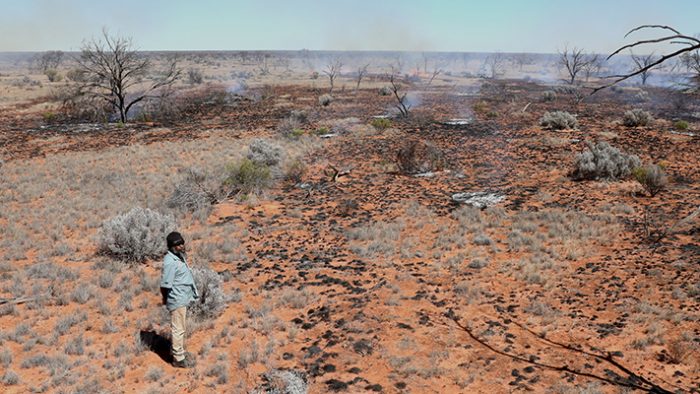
[0,20,698,394]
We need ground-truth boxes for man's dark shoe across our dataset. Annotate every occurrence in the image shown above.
[172,357,195,368]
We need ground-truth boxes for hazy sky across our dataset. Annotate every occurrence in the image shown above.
[0,0,697,53]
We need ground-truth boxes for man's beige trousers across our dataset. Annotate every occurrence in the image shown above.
[171,306,187,362]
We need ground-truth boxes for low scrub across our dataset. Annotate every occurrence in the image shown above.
[318,94,333,107]
[371,118,392,131]
[540,111,578,130]
[223,158,271,196]
[396,140,446,174]
[622,109,653,127]
[99,207,176,262]
[284,159,307,183]
[190,267,229,321]
[247,139,283,167]
[277,113,305,138]
[572,141,641,181]
[542,90,556,102]
[633,164,668,197]
[674,120,689,131]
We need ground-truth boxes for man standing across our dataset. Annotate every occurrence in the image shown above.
[160,231,199,368]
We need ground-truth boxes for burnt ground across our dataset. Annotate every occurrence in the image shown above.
[0,80,698,393]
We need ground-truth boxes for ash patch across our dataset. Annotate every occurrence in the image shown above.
[452,191,506,208]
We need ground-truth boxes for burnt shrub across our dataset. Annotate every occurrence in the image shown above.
[99,207,176,262]
[539,111,578,130]
[167,167,221,214]
[284,159,307,183]
[572,141,641,181]
[622,109,653,127]
[396,140,446,174]
[633,164,668,197]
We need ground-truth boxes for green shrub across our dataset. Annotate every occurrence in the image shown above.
[486,111,499,119]
[224,158,271,196]
[674,120,689,131]
[371,118,392,131]
[42,111,57,123]
[633,164,668,197]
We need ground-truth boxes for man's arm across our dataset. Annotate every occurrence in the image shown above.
[160,287,170,305]
[160,257,175,306]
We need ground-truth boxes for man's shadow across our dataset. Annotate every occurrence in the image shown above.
[139,330,172,363]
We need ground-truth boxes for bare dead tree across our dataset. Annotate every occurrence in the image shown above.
[631,52,657,85]
[592,25,700,94]
[388,69,411,117]
[513,52,534,71]
[482,53,505,79]
[323,58,343,94]
[394,55,404,73]
[422,52,429,73]
[427,67,442,85]
[257,54,271,75]
[582,53,602,82]
[680,49,700,88]
[559,46,598,85]
[355,63,369,91]
[75,29,181,123]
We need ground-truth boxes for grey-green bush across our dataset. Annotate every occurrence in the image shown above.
[1,370,19,385]
[540,111,578,130]
[247,139,283,167]
[572,141,641,180]
[542,90,556,102]
[99,207,176,262]
[190,267,228,321]
[622,109,653,127]
[318,94,333,107]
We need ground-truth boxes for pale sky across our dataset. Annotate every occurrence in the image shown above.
[0,0,697,53]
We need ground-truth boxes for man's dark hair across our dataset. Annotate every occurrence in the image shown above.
[166,231,185,249]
